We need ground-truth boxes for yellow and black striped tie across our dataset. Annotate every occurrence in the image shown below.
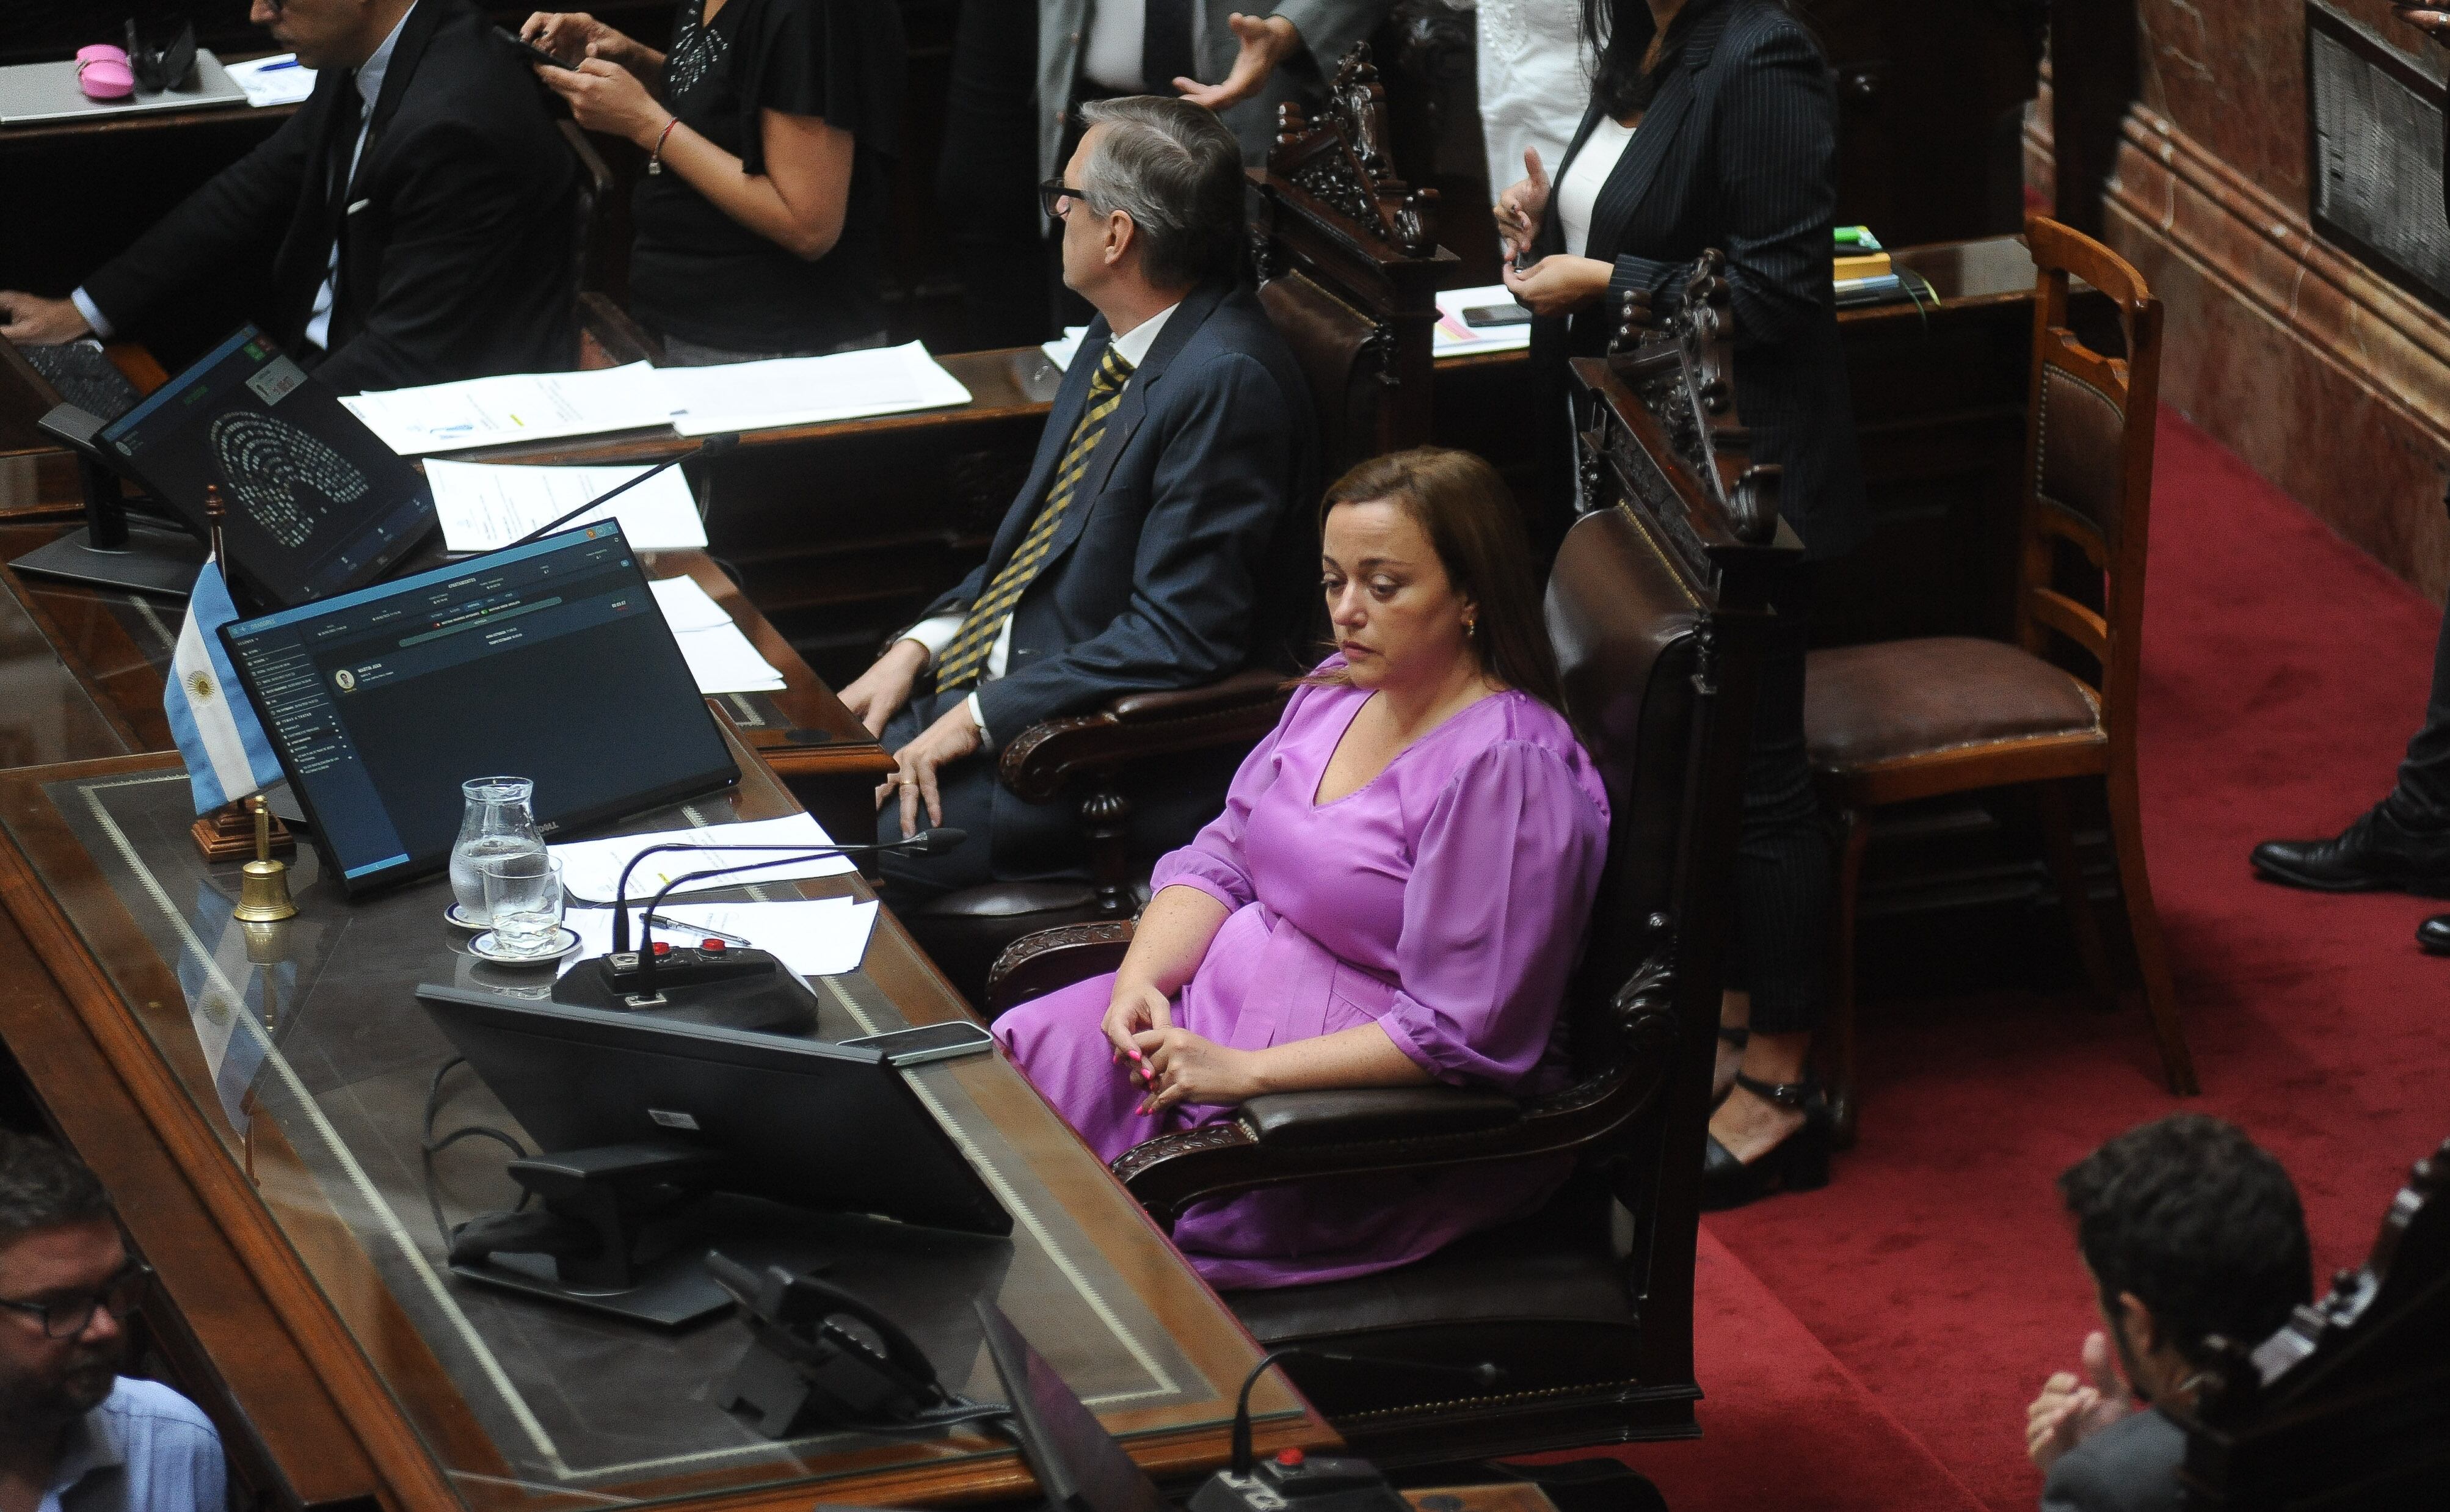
[934,345,1135,691]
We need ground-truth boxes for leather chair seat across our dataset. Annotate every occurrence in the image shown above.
[1224,1187,1639,1420]
[1804,635,2102,772]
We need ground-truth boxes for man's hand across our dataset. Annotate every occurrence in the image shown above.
[1131,1025,1264,1113]
[877,699,982,834]
[1492,147,1552,264]
[2394,8,2450,43]
[838,639,928,738]
[2024,1331,2135,1472]
[1102,982,1173,1065]
[538,53,669,147]
[1174,13,1300,111]
[0,291,94,346]
[1501,253,1614,318]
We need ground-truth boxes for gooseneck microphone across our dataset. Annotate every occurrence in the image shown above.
[506,431,743,548]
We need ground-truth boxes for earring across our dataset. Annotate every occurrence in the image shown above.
[1463,617,1478,637]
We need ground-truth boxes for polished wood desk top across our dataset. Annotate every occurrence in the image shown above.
[0,736,1329,1510]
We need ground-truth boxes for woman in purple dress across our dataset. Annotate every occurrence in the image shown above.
[994,448,1610,1290]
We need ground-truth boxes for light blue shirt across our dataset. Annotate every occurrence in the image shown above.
[40,1377,226,1512]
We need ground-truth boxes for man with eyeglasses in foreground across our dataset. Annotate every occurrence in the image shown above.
[0,1132,222,1512]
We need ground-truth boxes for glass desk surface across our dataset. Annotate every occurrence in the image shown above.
[0,750,1312,1510]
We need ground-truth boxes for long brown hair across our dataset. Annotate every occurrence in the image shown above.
[1311,448,1568,716]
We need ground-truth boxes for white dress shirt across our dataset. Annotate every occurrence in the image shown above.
[903,300,1180,744]
[1081,1,1152,94]
[1475,0,1588,206]
[1557,113,1637,260]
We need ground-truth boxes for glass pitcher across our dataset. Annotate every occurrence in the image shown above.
[448,777,544,922]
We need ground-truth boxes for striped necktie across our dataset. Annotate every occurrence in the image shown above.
[934,344,1135,691]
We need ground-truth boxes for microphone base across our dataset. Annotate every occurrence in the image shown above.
[554,955,818,1036]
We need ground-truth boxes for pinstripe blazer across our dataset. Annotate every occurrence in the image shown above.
[918,280,1318,743]
[1529,0,1866,560]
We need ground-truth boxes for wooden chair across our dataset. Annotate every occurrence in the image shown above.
[901,49,1456,1003]
[981,261,1798,1464]
[2167,1134,2450,1507]
[1802,216,2196,1141]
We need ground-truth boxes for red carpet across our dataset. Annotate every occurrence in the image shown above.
[1609,409,2450,1509]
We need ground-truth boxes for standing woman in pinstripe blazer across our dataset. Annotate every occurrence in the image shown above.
[1496,0,1867,1209]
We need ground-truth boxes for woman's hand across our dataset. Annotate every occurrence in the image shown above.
[522,12,620,67]
[1492,148,1551,264]
[1502,253,1614,318]
[1132,1025,1265,1113]
[538,53,671,148]
[2394,8,2450,43]
[1102,983,1172,1064]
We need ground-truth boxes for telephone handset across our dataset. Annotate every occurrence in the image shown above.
[707,1251,1001,1436]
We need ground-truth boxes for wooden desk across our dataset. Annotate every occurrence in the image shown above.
[0,735,1331,1510]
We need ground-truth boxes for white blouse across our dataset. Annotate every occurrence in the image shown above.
[1475,0,1589,206]
[1556,114,1637,261]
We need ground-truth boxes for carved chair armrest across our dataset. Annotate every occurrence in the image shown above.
[576,291,656,369]
[998,670,1292,803]
[984,920,1138,1015]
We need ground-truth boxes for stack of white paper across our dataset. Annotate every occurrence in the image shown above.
[648,575,785,694]
[552,813,855,904]
[1041,325,1091,373]
[341,363,672,454]
[1433,285,1535,357]
[658,341,973,436]
[225,54,316,107]
[561,896,879,980]
[424,458,707,552]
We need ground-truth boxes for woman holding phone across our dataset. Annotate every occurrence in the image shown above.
[520,4,904,364]
[1492,0,1865,1209]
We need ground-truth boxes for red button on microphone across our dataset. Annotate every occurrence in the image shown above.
[1274,1450,1304,1467]
[651,941,672,956]
[701,938,725,951]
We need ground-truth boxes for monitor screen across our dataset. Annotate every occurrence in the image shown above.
[976,1300,1171,1512]
[415,985,1012,1238]
[98,325,434,608]
[219,523,737,893]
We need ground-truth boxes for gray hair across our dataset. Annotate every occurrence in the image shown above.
[0,1132,111,1247]
[1077,96,1246,288]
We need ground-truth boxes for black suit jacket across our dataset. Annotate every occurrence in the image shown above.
[917,280,1316,857]
[1530,0,1866,561]
[83,0,576,393]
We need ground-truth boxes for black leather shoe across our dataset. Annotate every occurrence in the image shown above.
[2250,809,2450,897]
[1700,1074,1833,1211]
[2421,915,2450,954]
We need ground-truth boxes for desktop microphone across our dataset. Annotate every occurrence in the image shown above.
[607,827,965,952]
[506,431,743,547]
[1190,1348,1499,1512]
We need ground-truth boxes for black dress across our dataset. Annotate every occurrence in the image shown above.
[628,0,905,355]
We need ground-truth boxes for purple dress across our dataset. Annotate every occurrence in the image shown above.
[993,662,1611,1290]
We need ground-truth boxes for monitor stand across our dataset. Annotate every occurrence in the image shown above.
[9,454,202,599]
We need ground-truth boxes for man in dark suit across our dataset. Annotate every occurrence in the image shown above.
[2026,1116,2311,1512]
[0,0,575,393]
[839,94,1315,896]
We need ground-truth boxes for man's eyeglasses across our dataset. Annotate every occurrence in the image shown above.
[0,1262,151,1340]
[1039,179,1094,219]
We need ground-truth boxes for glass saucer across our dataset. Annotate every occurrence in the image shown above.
[467,926,580,965]
[444,904,490,931]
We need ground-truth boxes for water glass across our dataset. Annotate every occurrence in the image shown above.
[479,852,564,956]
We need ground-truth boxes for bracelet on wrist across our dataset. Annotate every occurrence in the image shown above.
[647,115,678,174]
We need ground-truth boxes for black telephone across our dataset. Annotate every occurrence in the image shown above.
[707,1251,997,1437]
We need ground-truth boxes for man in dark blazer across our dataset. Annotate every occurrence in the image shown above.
[0,0,575,393]
[839,94,1315,896]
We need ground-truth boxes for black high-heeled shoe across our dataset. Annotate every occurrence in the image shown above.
[1699,1073,1833,1211]
[1710,1025,1748,1110]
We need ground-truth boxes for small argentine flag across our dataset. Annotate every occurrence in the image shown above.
[164,559,284,816]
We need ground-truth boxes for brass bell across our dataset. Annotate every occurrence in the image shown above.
[232,796,298,923]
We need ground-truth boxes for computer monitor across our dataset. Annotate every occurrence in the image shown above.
[415,985,1012,1238]
[975,1298,1172,1512]
[96,324,435,608]
[218,522,737,895]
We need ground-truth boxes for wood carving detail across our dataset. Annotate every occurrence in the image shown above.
[1268,44,1439,256]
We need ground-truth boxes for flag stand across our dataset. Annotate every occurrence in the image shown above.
[188,484,293,860]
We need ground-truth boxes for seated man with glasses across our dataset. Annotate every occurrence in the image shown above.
[838,95,1315,902]
[0,1131,222,1512]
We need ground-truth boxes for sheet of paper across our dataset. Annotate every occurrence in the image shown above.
[424,458,706,552]
[225,54,316,107]
[552,813,854,904]
[649,575,733,632]
[341,363,672,455]
[660,341,974,436]
[1433,285,1535,357]
[672,621,785,694]
[561,897,879,979]
[1041,325,1090,373]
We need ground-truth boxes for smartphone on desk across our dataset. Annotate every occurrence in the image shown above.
[841,1020,996,1065]
[1463,302,1533,329]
